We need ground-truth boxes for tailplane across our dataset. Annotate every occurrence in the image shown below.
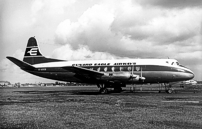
[23,37,64,65]
[7,56,35,70]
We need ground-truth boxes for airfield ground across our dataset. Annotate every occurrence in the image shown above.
[0,85,202,129]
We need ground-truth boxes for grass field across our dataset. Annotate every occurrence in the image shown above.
[0,85,202,129]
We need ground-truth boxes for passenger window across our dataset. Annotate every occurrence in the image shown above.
[128,67,131,71]
[104,67,107,72]
[171,62,174,65]
[120,67,123,71]
[111,67,115,72]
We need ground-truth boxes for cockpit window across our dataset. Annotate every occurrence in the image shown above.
[179,64,187,68]
[169,61,181,66]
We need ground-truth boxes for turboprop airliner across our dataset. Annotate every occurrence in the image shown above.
[7,37,194,93]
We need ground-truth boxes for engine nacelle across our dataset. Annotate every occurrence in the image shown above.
[130,74,140,81]
[139,77,146,82]
[100,73,146,82]
[130,74,146,82]
[101,72,131,81]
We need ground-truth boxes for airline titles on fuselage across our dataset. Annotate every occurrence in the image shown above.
[72,62,136,67]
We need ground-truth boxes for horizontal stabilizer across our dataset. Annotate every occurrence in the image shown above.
[6,56,35,70]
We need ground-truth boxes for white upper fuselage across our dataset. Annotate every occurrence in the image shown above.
[33,58,193,74]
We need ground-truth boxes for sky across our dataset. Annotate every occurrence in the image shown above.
[0,0,202,83]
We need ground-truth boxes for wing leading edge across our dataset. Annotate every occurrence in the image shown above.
[62,66,104,81]
[62,66,104,76]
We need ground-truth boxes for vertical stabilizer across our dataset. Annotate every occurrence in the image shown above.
[23,37,64,65]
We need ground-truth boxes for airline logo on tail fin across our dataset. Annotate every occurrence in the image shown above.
[24,46,42,57]
[27,47,38,56]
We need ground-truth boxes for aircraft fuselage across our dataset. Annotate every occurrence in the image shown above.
[27,59,194,84]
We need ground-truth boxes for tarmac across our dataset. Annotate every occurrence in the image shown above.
[0,85,202,129]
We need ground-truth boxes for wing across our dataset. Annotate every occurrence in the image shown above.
[62,66,104,81]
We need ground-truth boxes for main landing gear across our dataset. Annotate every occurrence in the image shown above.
[97,83,123,94]
[97,84,109,94]
[159,83,174,94]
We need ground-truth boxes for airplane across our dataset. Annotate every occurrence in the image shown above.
[7,37,194,94]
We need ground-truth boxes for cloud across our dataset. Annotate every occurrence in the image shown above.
[137,0,202,8]
[52,44,120,60]
[1,0,202,81]
[54,1,202,58]
[31,0,76,20]
[55,4,116,50]
[111,3,202,45]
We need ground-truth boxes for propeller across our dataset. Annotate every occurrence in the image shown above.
[130,65,139,81]
[130,65,145,82]
[131,64,135,91]
[139,67,145,82]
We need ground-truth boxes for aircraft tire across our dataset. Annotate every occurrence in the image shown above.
[166,89,173,94]
[100,88,108,94]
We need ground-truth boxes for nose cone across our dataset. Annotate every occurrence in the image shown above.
[188,72,194,80]
[185,69,194,80]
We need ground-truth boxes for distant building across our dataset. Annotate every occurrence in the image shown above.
[14,82,21,87]
[182,80,197,85]
[197,81,202,84]
[0,81,11,86]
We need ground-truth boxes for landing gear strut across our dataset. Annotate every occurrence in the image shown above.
[99,87,108,94]
[97,83,109,94]
[97,83,123,94]
[159,83,174,94]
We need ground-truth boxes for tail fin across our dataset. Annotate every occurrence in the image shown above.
[23,37,64,65]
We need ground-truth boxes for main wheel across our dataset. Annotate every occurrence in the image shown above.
[100,88,108,94]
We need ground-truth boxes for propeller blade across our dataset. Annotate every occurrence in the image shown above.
[141,67,142,77]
